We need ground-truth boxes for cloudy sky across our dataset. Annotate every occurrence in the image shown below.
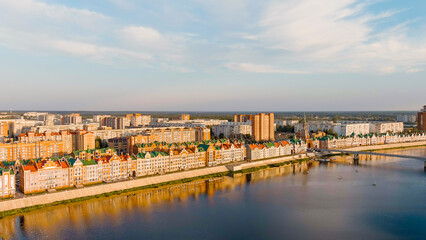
[0,0,425,111]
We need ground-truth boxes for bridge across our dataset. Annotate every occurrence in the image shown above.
[312,148,426,169]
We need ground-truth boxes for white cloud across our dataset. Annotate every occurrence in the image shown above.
[226,63,307,74]
[120,26,170,50]
[251,0,426,74]
[0,0,187,70]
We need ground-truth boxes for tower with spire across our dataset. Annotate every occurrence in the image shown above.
[301,113,310,140]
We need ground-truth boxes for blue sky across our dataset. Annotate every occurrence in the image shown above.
[0,0,425,111]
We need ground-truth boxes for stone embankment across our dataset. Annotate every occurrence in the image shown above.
[226,153,312,171]
[0,154,312,214]
[0,166,228,213]
[345,141,426,151]
[2,141,425,214]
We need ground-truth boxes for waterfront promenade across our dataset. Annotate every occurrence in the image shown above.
[1,140,425,215]
[346,140,426,151]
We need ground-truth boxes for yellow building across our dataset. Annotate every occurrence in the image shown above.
[0,122,9,137]
[0,141,66,162]
[0,167,15,198]
[19,159,69,194]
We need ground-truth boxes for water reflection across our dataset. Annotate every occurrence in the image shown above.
[0,162,312,239]
[1,147,424,240]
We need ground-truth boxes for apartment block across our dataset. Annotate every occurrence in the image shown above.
[127,114,151,126]
[102,117,130,129]
[93,115,111,123]
[61,113,82,125]
[369,122,404,134]
[252,113,275,142]
[234,114,252,122]
[212,122,252,138]
[72,130,95,151]
[0,141,66,162]
[0,122,9,137]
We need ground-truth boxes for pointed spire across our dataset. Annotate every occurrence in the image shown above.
[303,113,307,126]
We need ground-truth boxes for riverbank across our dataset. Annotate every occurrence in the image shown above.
[2,141,424,218]
[0,154,312,218]
[346,141,426,152]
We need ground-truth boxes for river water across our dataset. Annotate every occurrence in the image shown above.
[1,147,425,240]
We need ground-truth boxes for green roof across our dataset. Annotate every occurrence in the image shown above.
[1,161,16,167]
[198,144,210,151]
[82,159,98,166]
[67,158,78,166]
[265,142,275,148]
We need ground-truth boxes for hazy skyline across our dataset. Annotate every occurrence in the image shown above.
[1,0,425,111]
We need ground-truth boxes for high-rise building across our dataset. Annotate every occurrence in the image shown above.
[102,117,130,129]
[418,105,426,131]
[129,114,151,126]
[61,113,82,125]
[93,115,111,123]
[251,113,274,142]
[234,114,252,122]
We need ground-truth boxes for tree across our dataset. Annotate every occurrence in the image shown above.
[324,129,338,137]
[332,115,340,123]
[95,137,102,149]
[276,125,294,133]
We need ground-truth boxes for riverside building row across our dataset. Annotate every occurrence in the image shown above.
[246,139,307,160]
[18,140,246,194]
[294,121,404,136]
[317,133,426,149]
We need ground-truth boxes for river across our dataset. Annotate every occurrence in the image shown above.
[0,147,425,240]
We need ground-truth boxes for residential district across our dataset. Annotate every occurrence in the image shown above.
[1,106,426,199]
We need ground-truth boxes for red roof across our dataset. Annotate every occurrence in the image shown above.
[23,165,37,172]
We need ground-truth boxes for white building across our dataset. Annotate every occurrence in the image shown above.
[295,121,341,135]
[93,115,111,123]
[295,121,371,136]
[275,120,299,126]
[130,115,151,127]
[396,115,416,123]
[212,122,252,138]
[149,119,228,128]
[341,123,370,136]
[370,122,404,134]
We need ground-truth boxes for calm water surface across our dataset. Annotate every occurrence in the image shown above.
[1,147,425,240]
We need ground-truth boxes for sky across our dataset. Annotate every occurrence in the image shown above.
[0,0,425,111]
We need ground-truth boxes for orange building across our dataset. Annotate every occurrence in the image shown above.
[252,113,275,142]
[0,141,66,162]
[0,122,9,137]
[234,114,252,122]
[72,130,95,151]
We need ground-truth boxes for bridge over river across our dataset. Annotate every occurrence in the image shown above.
[312,148,426,169]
